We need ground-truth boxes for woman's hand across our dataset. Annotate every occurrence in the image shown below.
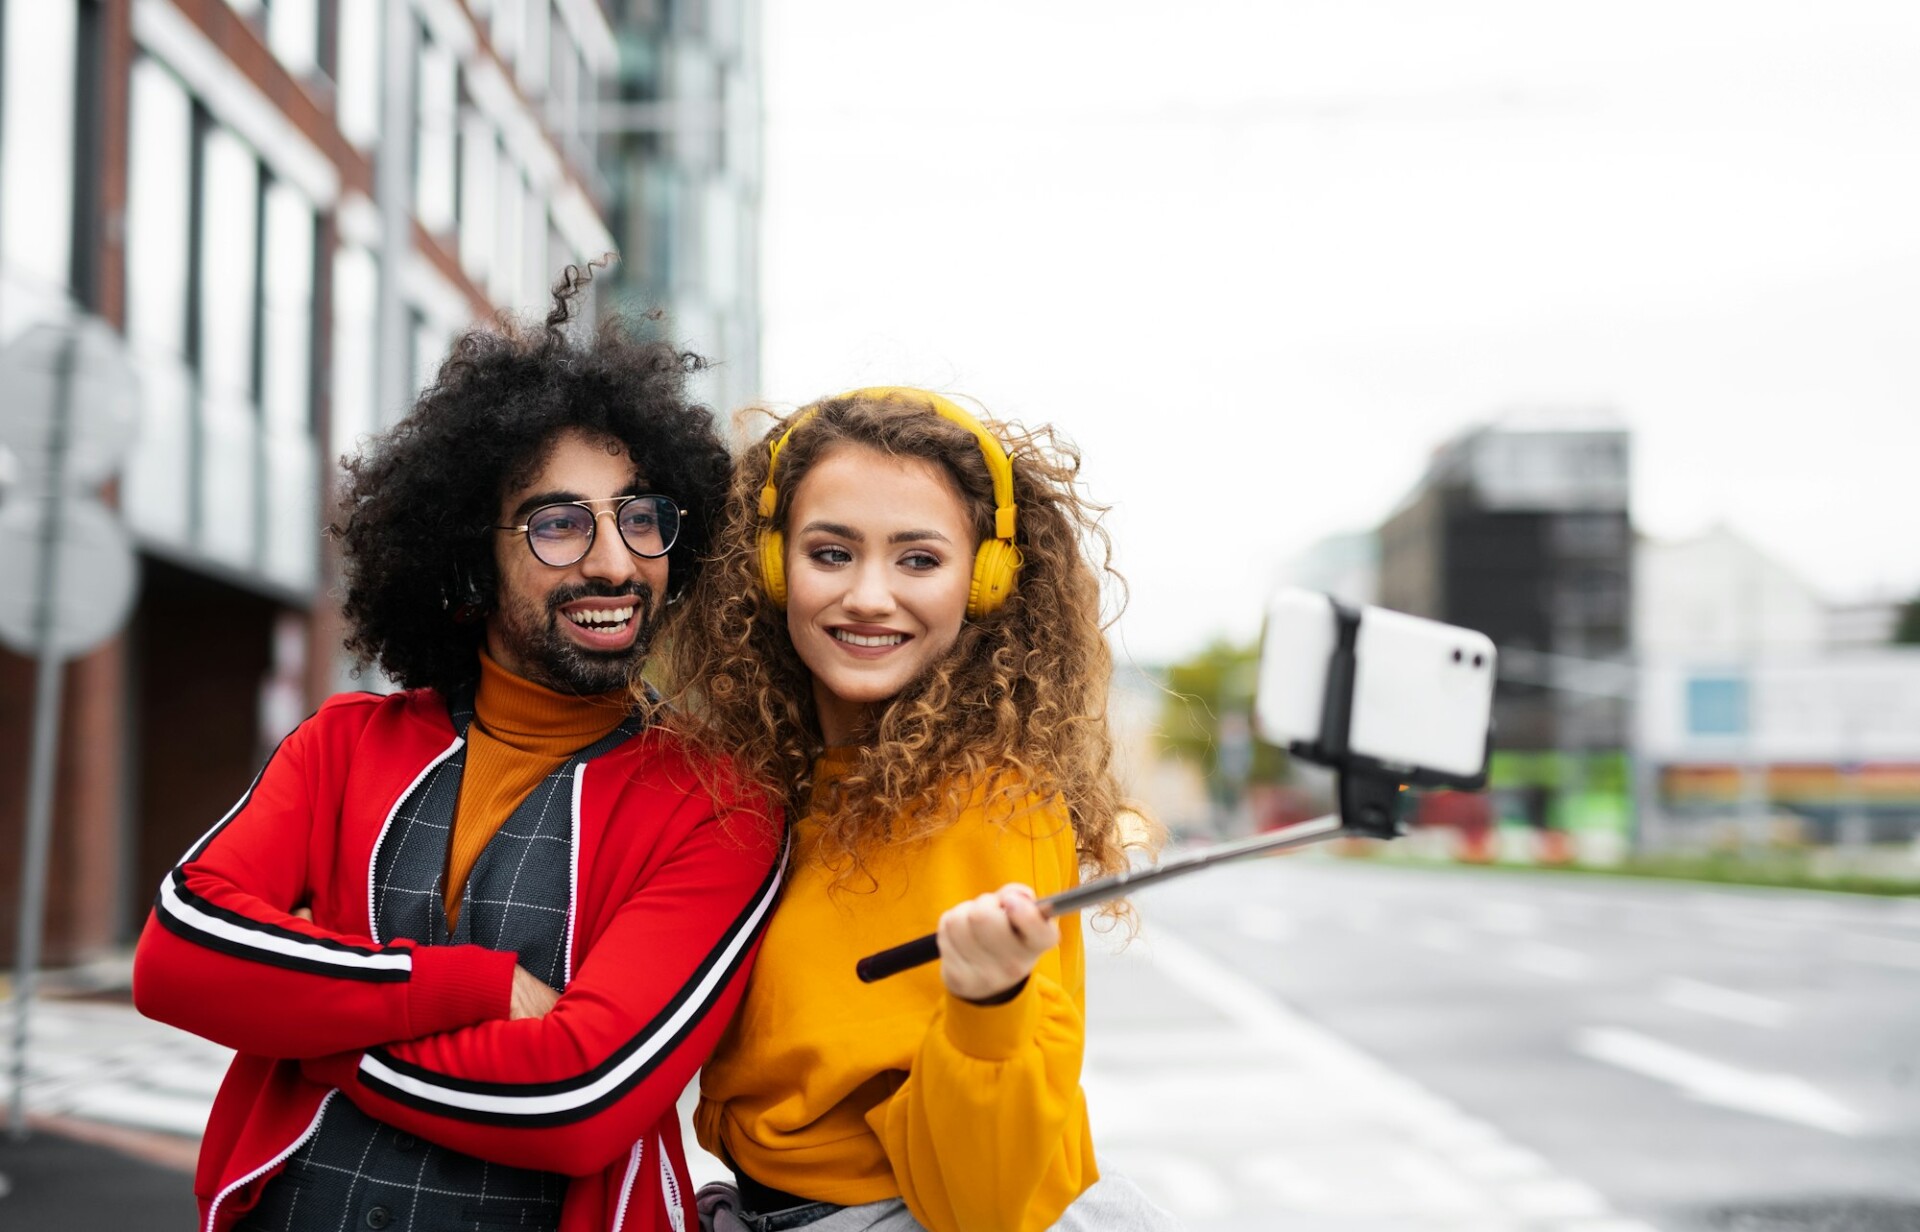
[936,883,1060,1003]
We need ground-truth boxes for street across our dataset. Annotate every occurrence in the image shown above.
[5,857,1917,1230]
[1093,854,1920,1230]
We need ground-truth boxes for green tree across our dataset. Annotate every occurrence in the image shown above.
[1895,593,1920,645]
[1157,638,1289,796]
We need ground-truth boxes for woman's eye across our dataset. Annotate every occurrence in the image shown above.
[901,552,941,571]
[809,546,852,566]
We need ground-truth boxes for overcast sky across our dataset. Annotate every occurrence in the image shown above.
[757,1,1920,665]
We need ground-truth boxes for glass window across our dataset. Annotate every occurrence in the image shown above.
[1686,677,1749,738]
[459,113,498,286]
[0,0,78,325]
[520,0,550,94]
[198,126,262,403]
[125,57,194,359]
[702,183,737,304]
[415,33,458,234]
[494,145,524,305]
[493,0,524,64]
[330,244,379,456]
[335,0,381,147]
[260,181,316,437]
[267,0,319,77]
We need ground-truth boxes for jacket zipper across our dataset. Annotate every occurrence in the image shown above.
[204,1089,337,1232]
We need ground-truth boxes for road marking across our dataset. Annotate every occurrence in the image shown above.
[1839,933,1920,971]
[1234,903,1292,942]
[1119,1156,1232,1218]
[1138,929,1650,1227]
[1573,1026,1863,1136]
[1413,920,1469,953]
[1473,900,1541,935]
[1659,978,1790,1029]
[1508,942,1593,981]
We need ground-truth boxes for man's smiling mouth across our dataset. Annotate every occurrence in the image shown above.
[565,605,635,630]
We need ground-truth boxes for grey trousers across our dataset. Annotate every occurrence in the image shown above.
[696,1173,1184,1232]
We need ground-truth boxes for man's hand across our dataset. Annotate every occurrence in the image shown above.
[936,882,1060,1003]
[293,906,553,1021]
[511,966,560,1020]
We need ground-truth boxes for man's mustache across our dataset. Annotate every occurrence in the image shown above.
[545,581,654,612]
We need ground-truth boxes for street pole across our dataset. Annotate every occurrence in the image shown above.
[9,333,79,1141]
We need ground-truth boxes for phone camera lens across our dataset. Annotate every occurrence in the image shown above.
[1451,648,1463,663]
[1472,653,1485,668]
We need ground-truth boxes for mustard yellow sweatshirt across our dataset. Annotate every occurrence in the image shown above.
[695,753,1097,1232]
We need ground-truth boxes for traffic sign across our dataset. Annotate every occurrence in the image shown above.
[0,317,140,490]
[0,495,138,660]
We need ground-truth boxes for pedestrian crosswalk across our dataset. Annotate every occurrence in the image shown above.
[1082,929,1663,1231]
[3,998,228,1139]
[11,942,1662,1230]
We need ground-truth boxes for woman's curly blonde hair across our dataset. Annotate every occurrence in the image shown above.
[660,390,1155,903]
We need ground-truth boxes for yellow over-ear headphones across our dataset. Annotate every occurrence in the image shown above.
[756,387,1022,618]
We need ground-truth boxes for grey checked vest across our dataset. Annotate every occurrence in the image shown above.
[240,697,643,1232]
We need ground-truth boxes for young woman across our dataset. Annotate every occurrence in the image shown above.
[665,388,1176,1232]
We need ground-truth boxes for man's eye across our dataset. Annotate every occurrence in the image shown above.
[530,510,590,538]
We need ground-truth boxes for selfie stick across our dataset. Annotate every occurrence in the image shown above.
[855,594,1443,985]
[853,786,1402,982]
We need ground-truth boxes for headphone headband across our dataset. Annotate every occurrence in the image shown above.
[755,387,1022,618]
[757,388,1017,539]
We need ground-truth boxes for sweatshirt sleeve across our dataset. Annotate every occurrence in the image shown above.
[864,795,1098,1232]
[132,700,516,1057]
[302,800,788,1177]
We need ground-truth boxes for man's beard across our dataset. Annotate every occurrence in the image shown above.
[494,580,662,696]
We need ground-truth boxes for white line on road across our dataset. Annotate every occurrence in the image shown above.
[1140,929,1653,1228]
[1508,943,1593,981]
[1839,932,1920,972]
[1658,978,1790,1029]
[1472,900,1541,936]
[1573,1027,1863,1136]
[1413,920,1470,954]
[1234,904,1293,942]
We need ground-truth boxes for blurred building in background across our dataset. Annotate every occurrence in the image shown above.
[0,0,761,964]
[599,0,761,418]
[1635,525,1920,849]
[1377,412,1635,847]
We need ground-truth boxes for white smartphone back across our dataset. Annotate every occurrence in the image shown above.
[1349,606,1495,780]
[1254,588,1496,784]
[1253,589,1337,749]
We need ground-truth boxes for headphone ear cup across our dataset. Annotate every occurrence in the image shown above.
[968,539,1022,619]
[758,529,789,607]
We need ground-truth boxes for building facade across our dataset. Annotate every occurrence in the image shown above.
[1376,412,1634,836]
[599,0,761,418]
[0,0,638,963]
[1635,526,1920,848]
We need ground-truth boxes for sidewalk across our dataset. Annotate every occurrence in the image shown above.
[4,936,1662,1230]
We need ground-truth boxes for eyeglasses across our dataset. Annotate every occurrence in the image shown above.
[495,495,684,567]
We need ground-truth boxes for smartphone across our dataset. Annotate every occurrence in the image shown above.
[1253,589,1496,788]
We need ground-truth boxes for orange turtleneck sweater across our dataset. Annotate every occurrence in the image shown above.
[444,653,630,927]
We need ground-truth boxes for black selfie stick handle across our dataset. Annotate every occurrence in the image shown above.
[854,810,1353,983]
[854,933,943,983]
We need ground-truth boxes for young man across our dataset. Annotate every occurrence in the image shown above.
[133,281,785,1232]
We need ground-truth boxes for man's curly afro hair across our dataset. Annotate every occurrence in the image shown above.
[332,268,730,698]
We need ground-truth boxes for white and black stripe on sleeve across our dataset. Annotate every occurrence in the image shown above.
[353,826,791,1125]
[150,722,453,984]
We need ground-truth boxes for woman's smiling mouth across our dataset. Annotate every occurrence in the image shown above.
[831,628,908,649]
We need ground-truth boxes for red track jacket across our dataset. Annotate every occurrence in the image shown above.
[132,689,786,1232]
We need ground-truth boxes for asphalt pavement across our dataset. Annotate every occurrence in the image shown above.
[1123,854,1920,1231]
[6,856,1916,1230]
